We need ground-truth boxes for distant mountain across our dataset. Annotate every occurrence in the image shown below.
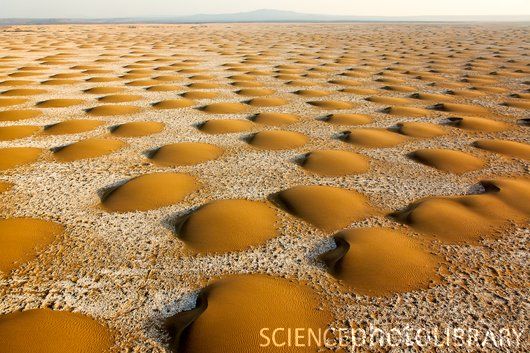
[1,9,529,25]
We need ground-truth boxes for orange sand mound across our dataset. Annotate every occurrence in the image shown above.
[251,112,300,126]
[43,120,104,135]
[83,86,123,94]
[345,129,408,148]
[236,88,274,96]
[165,275,331,353]
[0,147,41,170]
[86,105,141,116]
[275,185,375,231]
[150,142,223,166]
[391,178,530,243]
[0,109,42,121]
[0,125,39,141]
[293,89,332,97]
[199,102,248,114]
[448,116,508,132]
[152,99,195,109]
[98,94,142,103]
[102,172,199,212]
[246,97,288,107]
[0,218,63,273]
[300,149,369,176]
[396,122,446,138]
[53,138,125,162]
[111,121,164,137]
[0,308,113,352]
[473,139,530,160]
[198,119,253,134]
[502,100,530,110]
[248,130,308,150]
[146,85,183,92]
[382,106,432,117]
[410,148,485,174]
[321,228,439,296]
[307,100,355,110]
[177,199,277,253]
[1,88,47,96]
[324,113,372,125]
[433,103,490,116]
[36,99,84,108]
[366,96,415,105]
[180,91,218,99]
[0,98,27,107]
[410,92,455,102]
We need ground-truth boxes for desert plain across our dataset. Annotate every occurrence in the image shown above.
[0,23,528,352]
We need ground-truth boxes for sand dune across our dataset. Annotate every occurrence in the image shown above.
[0,109,41,121]
[324,113,372,125]
[165,275,331,353]
[199,102,248,114]
[392,178,530,243]
[98,94,142,103]
[447,116,508,132]
[0,125,39,141]
[474,139,530,160]
[150,142,223,166]
[86,105,141,116]
[409,148,485,174]
[307,100,355,110]
[102,172,198,212]
[36,99,84,108]
[53,138,125,162]
[152,99,195,109]
[320,228,439,296]
[43,119,104,135]
[396,122,446,138]
[344,128,408,148]
[0,147,41,170]
[0,309,113,352]
[198,119,253,134]
[110,121,164,137]
[275,185,375,231]
[300,149,369,176]
[250,112,299,126]
[248,130,308,150]
[177,199,277,253]
[0,218,63,273]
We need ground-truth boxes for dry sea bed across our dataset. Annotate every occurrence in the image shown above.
[0,23,529,352]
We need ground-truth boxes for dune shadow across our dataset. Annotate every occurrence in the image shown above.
[96,178,130,202]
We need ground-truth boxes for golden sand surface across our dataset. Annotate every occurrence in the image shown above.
[0,23,528,352]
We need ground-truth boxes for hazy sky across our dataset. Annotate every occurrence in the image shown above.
[2,0,530,18]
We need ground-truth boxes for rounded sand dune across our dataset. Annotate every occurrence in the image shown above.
[433,102,490,116]
[102,172,199,212]
[235,88,274,96]
[53,138,125,162]
[0,125,39,141]
[248,130,308,150]
[245,97,289,107]
[152,99,195,109]
[396,122,446,138]
[307,100,355,110]
[275,185,375,231]
[381,106,431,117]
[0,308,113,352]
[41,79,79,85]
[410,148,485,174]
[320,228,439,296]
[146,85,183,92]
[0,147,41,170]
[180,91,218,99]
[36,99,84,108]
[86,105,141,116]
[43,120,104,135]
[98,94,142,103]
[344,129,408,148]
[177,199,277,253]
[341,87,379,95]
[300,150,369,176]
[391,178,530,243]
[293,89,332,97]
[111,121,164,137]
[165,274,331,353]
[474,139,530,160]
[251,112,300,126]
[198,102,249,114]
[198,119,253,134]
[0,218,63,273]
[366,95,415,105]
[324,113,372,125]
[150,142,223,166]
[83,86,123,94]
[448,116,508,132]
[410,92,455,102]
[188,82,221,89]
[0,109,42,122]
[1,88,47,96]
[0,98,27,107]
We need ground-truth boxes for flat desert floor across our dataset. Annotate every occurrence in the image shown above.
[0,23,528,352]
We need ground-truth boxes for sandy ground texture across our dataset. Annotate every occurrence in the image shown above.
[0,23,529,352]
